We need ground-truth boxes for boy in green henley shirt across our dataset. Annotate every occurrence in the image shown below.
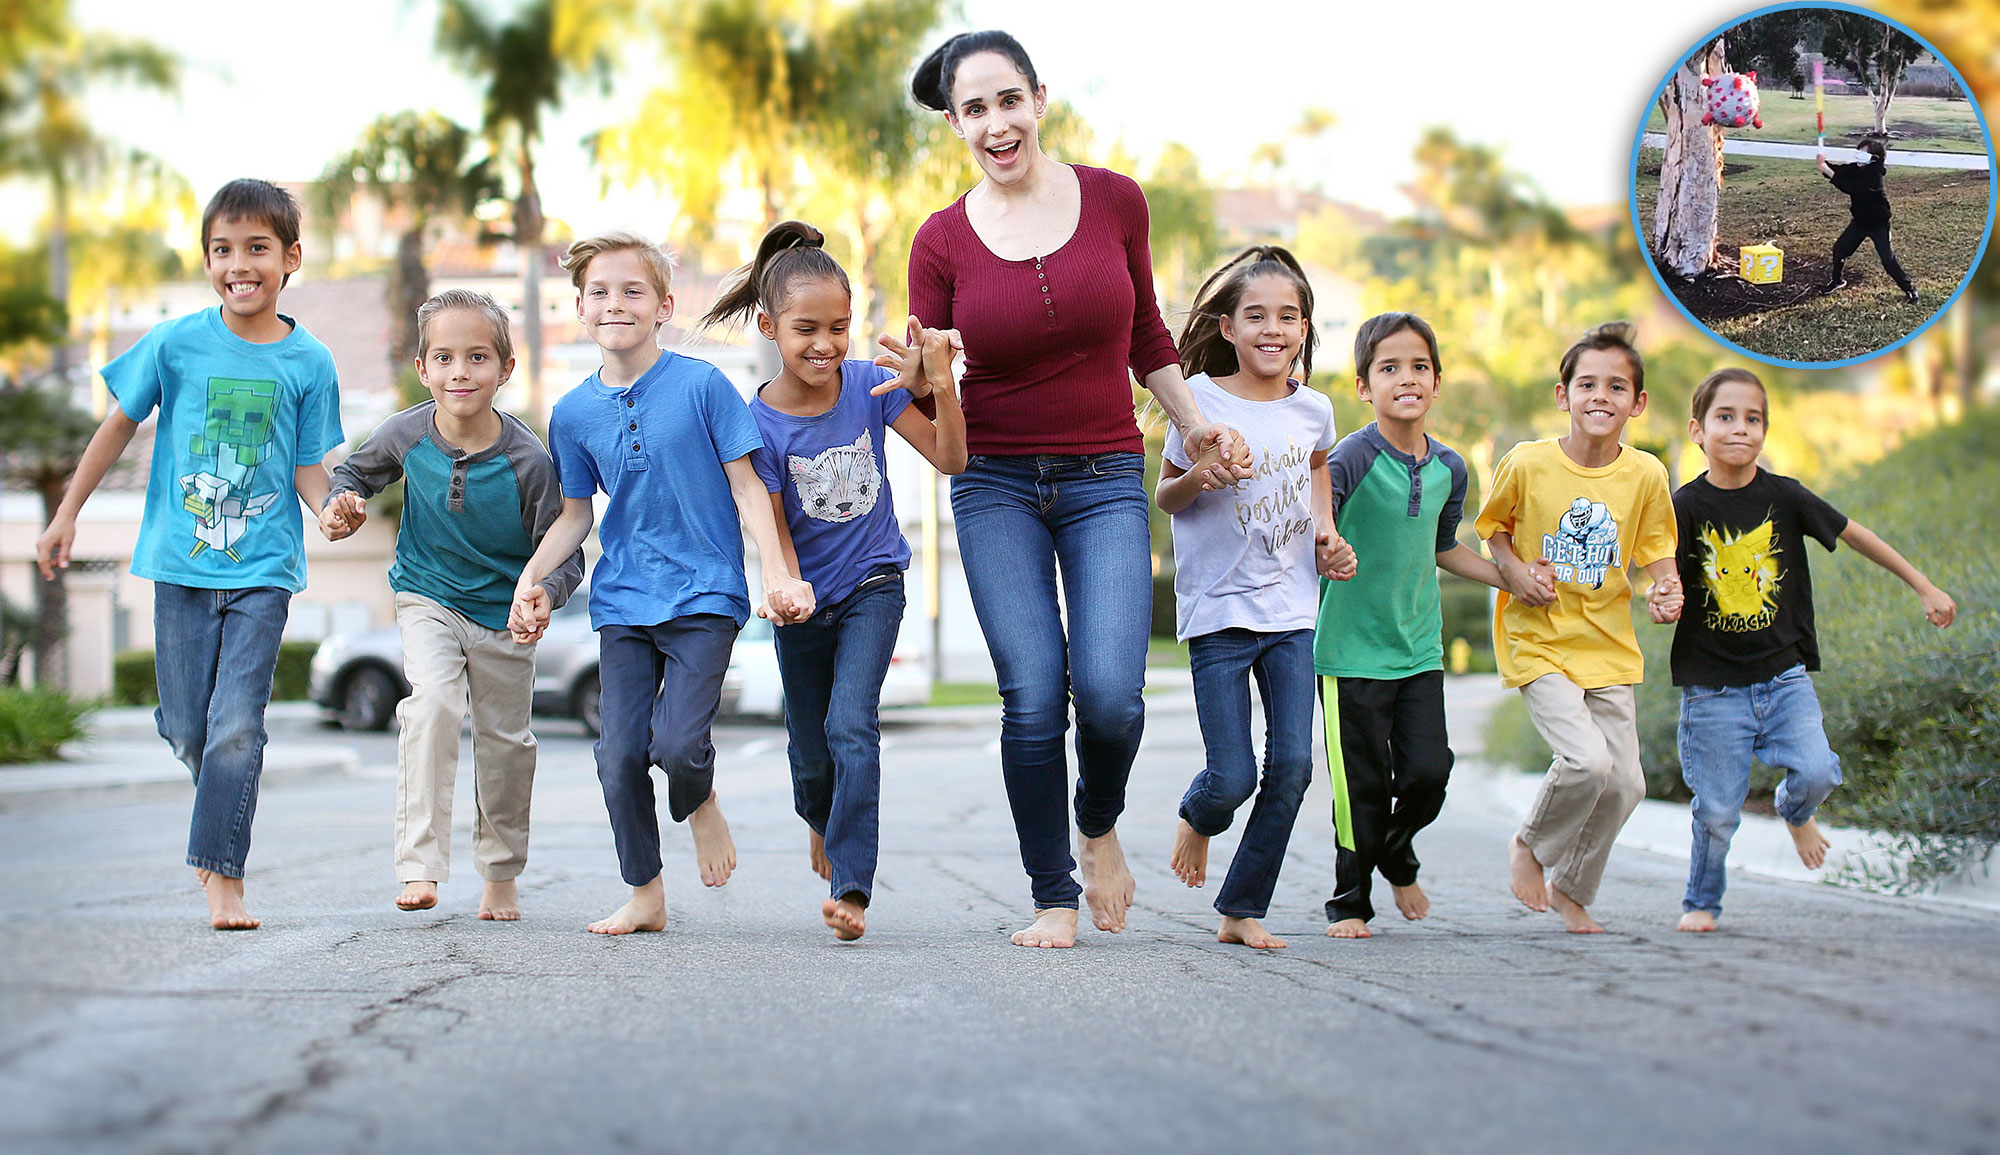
[1316,314,1506,938]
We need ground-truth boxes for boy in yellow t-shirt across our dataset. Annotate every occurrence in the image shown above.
[1476,323,1682,933]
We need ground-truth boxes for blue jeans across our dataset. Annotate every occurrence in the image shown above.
[1678,665,1844,914]
[152,583,291,878]
[1181,629,1315,919]
[595,615,737,886]
[773,569,906,905]
[951,452,1151,910]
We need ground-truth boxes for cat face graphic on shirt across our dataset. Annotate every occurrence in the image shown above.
[789,431,881,524]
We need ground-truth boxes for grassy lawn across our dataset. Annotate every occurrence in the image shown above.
[1635,148,1991,360]
[1644,91,1986,153]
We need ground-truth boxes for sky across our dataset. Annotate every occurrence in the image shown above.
[13,0,1926,245]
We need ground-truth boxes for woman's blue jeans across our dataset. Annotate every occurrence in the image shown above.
[951,453,1151,910]
[773,570,906,905]
[152,582,291,878]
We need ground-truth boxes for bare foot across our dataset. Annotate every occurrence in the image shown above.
[1392,881,1430,920]
[587,878,667,935]
[821,896,866,941]
[1010,907,1078,948]
[1678,910,1717,933]
[203,873,259,931]
[1169,819,1209,888]
[1218,916,1286,948]
[479,879,520,921]
[1325,917,1372,939]
[688,792,737,887]
[808,830,832,881]
[1549,886,1603,934]
[1788,817,1831,870]
[1509,834,1549,912]
[1078,827,1135,932]
[396,881,438,911]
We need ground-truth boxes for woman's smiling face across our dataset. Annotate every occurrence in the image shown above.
[946,50,1045,185]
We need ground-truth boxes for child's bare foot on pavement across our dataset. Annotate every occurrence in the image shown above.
[479,879,520,921]
[1549,886,1603,933]
[1788,817,1831,869]
[1509,834,1549,911]
[1392,881,1429,920]
[397,881,438,911]
[1078,827,1135,932]
[587,878,667,935]
[808,830,831,881]
[1326,917,1371,938]
[203,873,259,930]
[1011,907,1079,948]
[689,792,736,887]
[1677,910,1717,932]
[1169,819,1209,888]
[1218,916,1286,948]
[822,895,866,941]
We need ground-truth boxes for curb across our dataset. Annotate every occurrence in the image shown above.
[1489,771,2000,914]
[0,742,361,810]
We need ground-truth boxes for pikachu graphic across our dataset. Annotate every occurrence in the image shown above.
[1700,519,1782,632]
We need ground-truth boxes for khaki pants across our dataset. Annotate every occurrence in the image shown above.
[1517,673,1644,908]
[394,592,537,883]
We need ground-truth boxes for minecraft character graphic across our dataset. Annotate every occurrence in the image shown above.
[1699,519,1781,632]
[181,377,282,561]
[1542,497,1622,588]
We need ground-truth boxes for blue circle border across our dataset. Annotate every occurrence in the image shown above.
[1627,0,1998,370]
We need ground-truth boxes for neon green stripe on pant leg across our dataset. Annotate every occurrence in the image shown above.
[1320,675,1355,851]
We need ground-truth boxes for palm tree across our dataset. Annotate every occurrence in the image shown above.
[434,0,622,421]
[319,111,499,372]
[0,0,178,381]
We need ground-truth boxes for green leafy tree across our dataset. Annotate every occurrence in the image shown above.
[434,0,623,420]
[318,110,500,371]
[1822,11,1926,134]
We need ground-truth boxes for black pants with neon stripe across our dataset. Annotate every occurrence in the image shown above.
[1321,671,1453,923]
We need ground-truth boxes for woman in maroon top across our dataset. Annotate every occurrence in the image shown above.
[909,30,1248,948]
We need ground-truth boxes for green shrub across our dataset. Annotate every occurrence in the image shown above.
[0,688,89,763]
[1482,408,2000,889]
[109,640,321,706]
[1151,572,1178,639]
[112,649,156,706]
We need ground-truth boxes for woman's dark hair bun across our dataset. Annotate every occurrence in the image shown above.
[910,30,1038,114]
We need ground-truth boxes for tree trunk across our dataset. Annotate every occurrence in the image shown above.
[390,228,430,370]
[49,174,71,382]
[515,148,546,428]
[1653,39,1728,278]
[32,480,69,691]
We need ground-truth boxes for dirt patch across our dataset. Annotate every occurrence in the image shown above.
[1638,162,1753,178]
[1660,249,1857,320]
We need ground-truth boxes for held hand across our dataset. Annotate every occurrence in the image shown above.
[319,491,368,541]
[1183,422,1251,489]
[34,519,75,581]
[920,326,960,389]
[1316,530,1357,581]
[1502,555,1557,607]
[871,316,936,398]
[760,577,816,624]
[1646,573,1684,624]
[1919,585,1957,629]
[509,582,552,644]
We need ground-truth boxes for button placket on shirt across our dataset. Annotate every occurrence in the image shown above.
[1038,256,1054,320]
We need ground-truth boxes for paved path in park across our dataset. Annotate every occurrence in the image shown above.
[2,681,1996,1154]
[1640,132,1992,169]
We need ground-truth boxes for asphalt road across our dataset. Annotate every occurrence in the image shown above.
[2,683,1996,1155]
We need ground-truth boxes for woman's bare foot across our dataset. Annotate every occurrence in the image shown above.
[808,830,832,881]
[689,792,736,887]
[1788,817,1831,869]
[822,896,866,941]
[1677,910,1717,933]
[1325,917,1371,939]
[1078,827,1135,932]
[1010,907,1079,948]
[479,879,520,921]
[587,877,668,935]
[203,873,259,930]
[396,881,438,911]
[1218,916,1286,948]
[1169,819,1209,888]
[1548,886,1603,933]
[1509,834,1549,912]
[1391,882,1430,920]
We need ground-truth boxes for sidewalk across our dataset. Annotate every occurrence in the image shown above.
[0,702,358,809]
[1639,131,1991,170]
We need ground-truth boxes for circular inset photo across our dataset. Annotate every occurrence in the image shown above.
[1632,2,1996,366]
